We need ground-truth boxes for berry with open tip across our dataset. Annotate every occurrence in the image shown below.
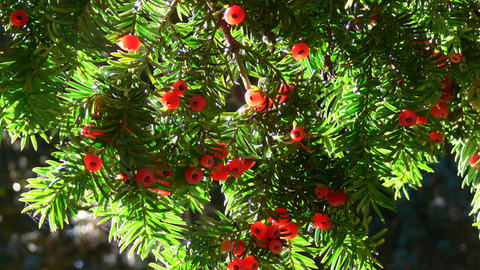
[225,158,245,177]
[268,239,283,254]
[431,101,449,118]
[251,221,267,239]
[240,157,255,169]
[314,213,332,230]
[160,92,180,109]
[172,80,187,96]
[416,116,427,124]
[220,239,234,253]
[228,257,245,270]
[232,240,245,256]
[328,190,347,206]
[11,10,28,26]
[119,34,140,52]
[470,155,480,168]
[244,255,259,270]
[266,224,281,239]
[135,168,155,188]
[189,96,206,111]
[185,167,204,184]
[450,52,463,63]
[398,110,417,127]
[200,154,214,168]
[292,42,310,61]
[84,153,103,172]
[315,184,331,199]
[224,5,245,25]
[290,126,305,141]
[245,90,266,106]
[429,132,443,145]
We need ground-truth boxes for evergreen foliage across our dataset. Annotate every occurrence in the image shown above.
[1,0,480,269]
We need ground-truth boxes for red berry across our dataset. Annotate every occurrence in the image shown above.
[160,92,181,109]
[441,76,453,89]
[314,213,332,230]
[212,168,229,181]
[255,235,269,248]
[220,239,234,253]
[81,125,107,139]
[200,154,214,168]
[429,132,443,145]
[470,155,480,168]
[84,153,103,172]
[224,5,245,25]
[245,90,266,106]
[398,110,417,127]
[185,167,204,184]
[256,98,274,113]
[225,158,245,177]
[431,101,449,118]
[120,34,140,52]
[240,157,255,169]
[290,126,305,141]
[212,142,229,159]
[155,165,173,179]
[251,221,267,239]
[416,116,427,124]
[11,10,28,26]
[266,224,281,239]
[292,42,310,61]
[244,255,259,270]
[315,185,331,199]
[135,168,155,188]
[277,84,294,103]
[328,190,347,207]
[189,96,206,111]
[280,222,299,240]
[232,240,245,256]
[228,257,245,270]
[268,239,283,254]
[450,52,463,63]
[271,207,290,224]
[172,80,187,96]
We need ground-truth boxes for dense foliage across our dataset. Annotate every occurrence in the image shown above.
[2,0,480,269]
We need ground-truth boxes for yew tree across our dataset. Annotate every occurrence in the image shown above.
[2,0,480,269]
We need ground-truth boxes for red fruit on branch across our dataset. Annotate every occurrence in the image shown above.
[450,52,463,63]
[84,153,103,172]
[220,239,234,253]
[119,34,140,52]
[232,240,245,256]
[398,110,417,127]
[431,101,449,118]
[280,222,299,240]
[245,90,266,106]
[200,154,214,168]
[266,224,281,239]
[271,207,290,224]
[244,255,259,270]
[151,178,171,196]
[172,80,187,96]
[429,132,443,145]
[160,92,180,109]
[251,221,267,239]
[240,157,255,169]
[314,213,332,230]
[256,98,274,113]
[11,10,28,26]
[328,190,347,206]
[290,126,305,141]
[224,5,245,25]
[315,185,331,199]
[255,235,269,248]
[225,158,245,177]
[212,167,229,181]
[189,96,206,111]
[470,155,480,168]
[81,125,107,139]
[292,42,310,61]
[416,116,427,124]
[185,167,204,184]
[228,257,245,270]
[135,168,155,188]
[212,142,229,159]
[276,84,294,103]
[268,239,283,254]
